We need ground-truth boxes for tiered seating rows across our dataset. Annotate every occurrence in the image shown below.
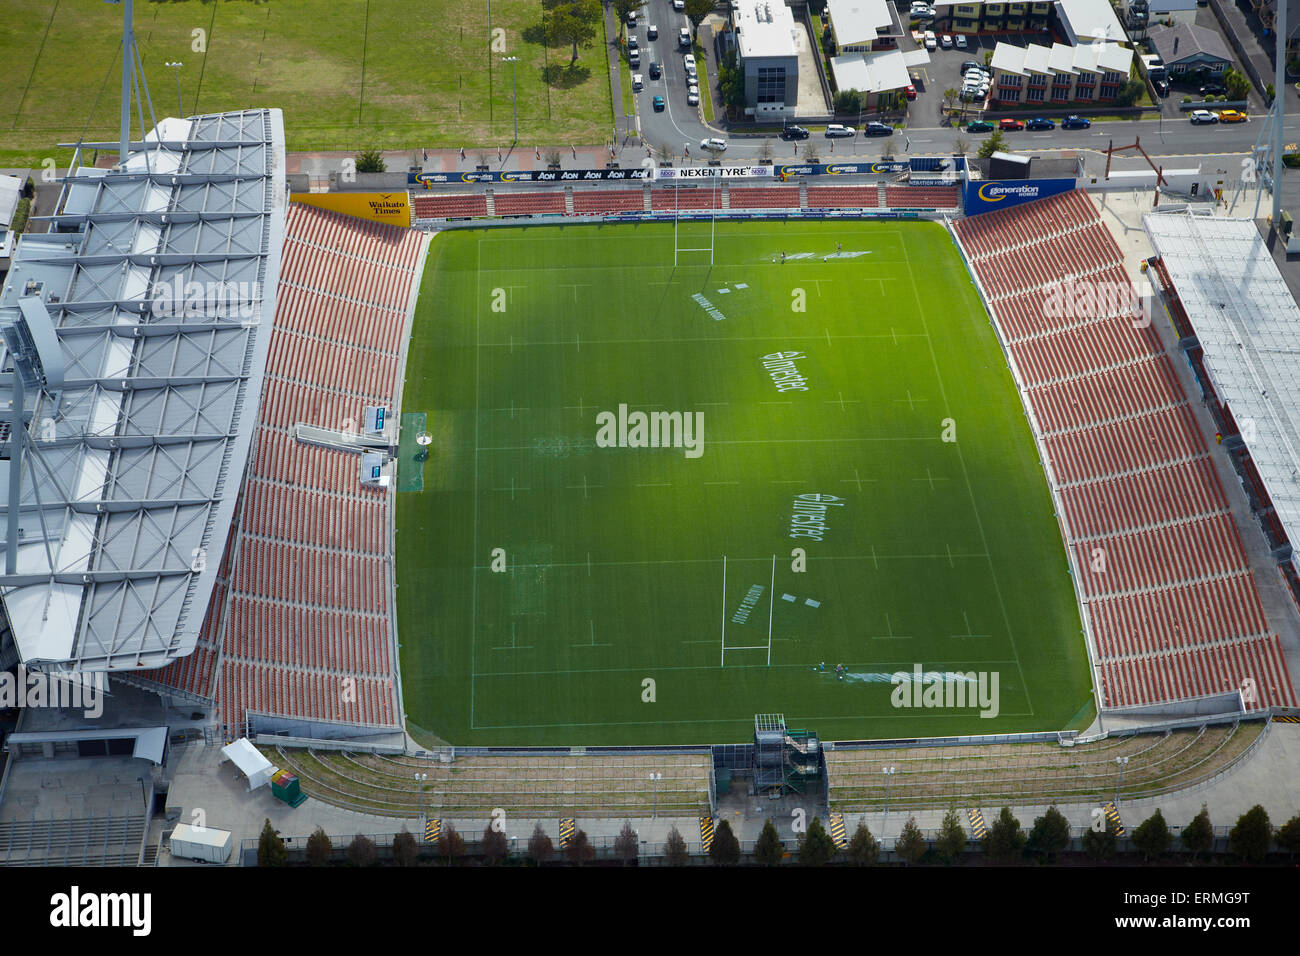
[885,186,960,208]
[231,538,389,614]
[729,186,800,209]
[952,190,1296,710]
[806,185,880,208]
[650,188,722,210]
[241,478,388,553]
[223,594,390,675]
[493,191,566,215]
[572,189,644,214]
[412,193,488,218]
[223,659,396,727]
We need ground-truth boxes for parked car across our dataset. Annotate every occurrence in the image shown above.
[904,84,917,99]
[941,34,953,48]
[961,60,989,75]
[911,3,937,19]
[1061,114,1091,129]
[1025,117,1055,130]
[649,61,662,79]
[700,137,727,152]
[825,123,856,137]
[1189,109,1219,124]
[923,30,937,50]
[674,0,685,9]
[627,11,636,27]
[1218,109,1247,123]
[1153,78,1170,96]
[999,118,1025,130]
[967,120,994,132]
[779,125,810,140]
[687,89,699,105]
[679,26,691,48]
[653,95,665,112]
[629,49,640,67]
[863,121,894,136]
[632,73,644,92]
[1199,82,1227,97]
[955,34,968,48]
[684,53,697,72]
[648,24,658,40]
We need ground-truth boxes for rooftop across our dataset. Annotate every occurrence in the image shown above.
[1146,23,1233,64]
[826,0,899,47]
[735,0,801,59]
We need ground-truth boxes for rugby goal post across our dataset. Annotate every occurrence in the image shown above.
[671,173,719,268]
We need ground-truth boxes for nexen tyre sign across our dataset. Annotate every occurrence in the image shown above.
[962,177,1076,216]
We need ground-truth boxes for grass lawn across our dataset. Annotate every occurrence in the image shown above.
[395,220,1093,746]
[0,0,613,164]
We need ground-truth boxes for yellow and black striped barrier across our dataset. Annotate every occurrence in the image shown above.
[699,815,715,853]
[829,812,847,849]
[966,808,987,840]
[559,817,576,849]
[1103,801,1125,836]
[1274,715,1300,724]
[424,818,441,843]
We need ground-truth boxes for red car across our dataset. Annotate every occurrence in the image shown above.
[999,118,1025,131]
[904,84,917,100]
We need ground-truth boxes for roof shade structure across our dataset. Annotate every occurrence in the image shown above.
[1143,214,1300,559]
[0,108,286,675]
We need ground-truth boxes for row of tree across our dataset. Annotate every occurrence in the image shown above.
[258,801,1298,866]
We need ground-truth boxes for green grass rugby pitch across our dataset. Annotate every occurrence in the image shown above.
[395,219,1094,746]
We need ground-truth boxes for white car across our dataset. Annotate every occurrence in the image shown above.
[627,35,638,50]
[674,0,685,9]
[700,137,727,152]
[687,89,700,106]
[955,34,968,49]
[941,34,953,48]
[825,123,856,137]
[684,53,696,71]
[632,73,644,92]
[648,24,658,40]
[923,31,937,51]
[679,26,691,48]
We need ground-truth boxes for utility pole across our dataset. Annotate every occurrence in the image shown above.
[165,61,183,116]
[502,56,520,144]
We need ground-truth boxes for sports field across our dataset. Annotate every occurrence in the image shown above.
[0,0,611,165]
[396,219,1094,746]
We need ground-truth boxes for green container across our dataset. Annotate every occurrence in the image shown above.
[715,768,731,796]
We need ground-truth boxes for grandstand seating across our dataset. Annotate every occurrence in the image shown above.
[884,185,960,209]
[492,191,565,216]
[728,186,800,210]
[650,187,722,210]
[152,203,421,735]
[806,185,880,209]
[411,193,488,219]
[572,189,645,215]
[952,190,1297,711]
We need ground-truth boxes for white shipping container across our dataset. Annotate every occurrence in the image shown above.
[169,823,233,864]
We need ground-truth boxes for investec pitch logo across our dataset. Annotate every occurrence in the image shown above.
[976,182,1042,203]
[788,493,845,541]
[595,404,704,458]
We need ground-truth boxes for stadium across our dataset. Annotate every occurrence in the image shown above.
[0,0,1297,868]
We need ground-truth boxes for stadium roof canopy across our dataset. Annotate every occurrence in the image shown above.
[0,108,285,674]
[1144,213,1300,555]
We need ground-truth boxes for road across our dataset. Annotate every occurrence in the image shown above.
[616,2,1294,168]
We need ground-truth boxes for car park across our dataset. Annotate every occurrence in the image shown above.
[955,34,967,48]
[967,120,994,132]
[1189,109,1218,124]
[999,118,1025,130]
[1218,109,1247,123]
[923,30,937,50]
[779,125,810,140]
[649,61,661,79]
[632,74,643,92]
[1061,114,1090,129]
[863,121,894,136]
[1025,117,1054,130]
[941,34,953,48]
[653,95,665,112]
[648,24,658,40]
[700,137,727,152]
[825,124,856,137]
